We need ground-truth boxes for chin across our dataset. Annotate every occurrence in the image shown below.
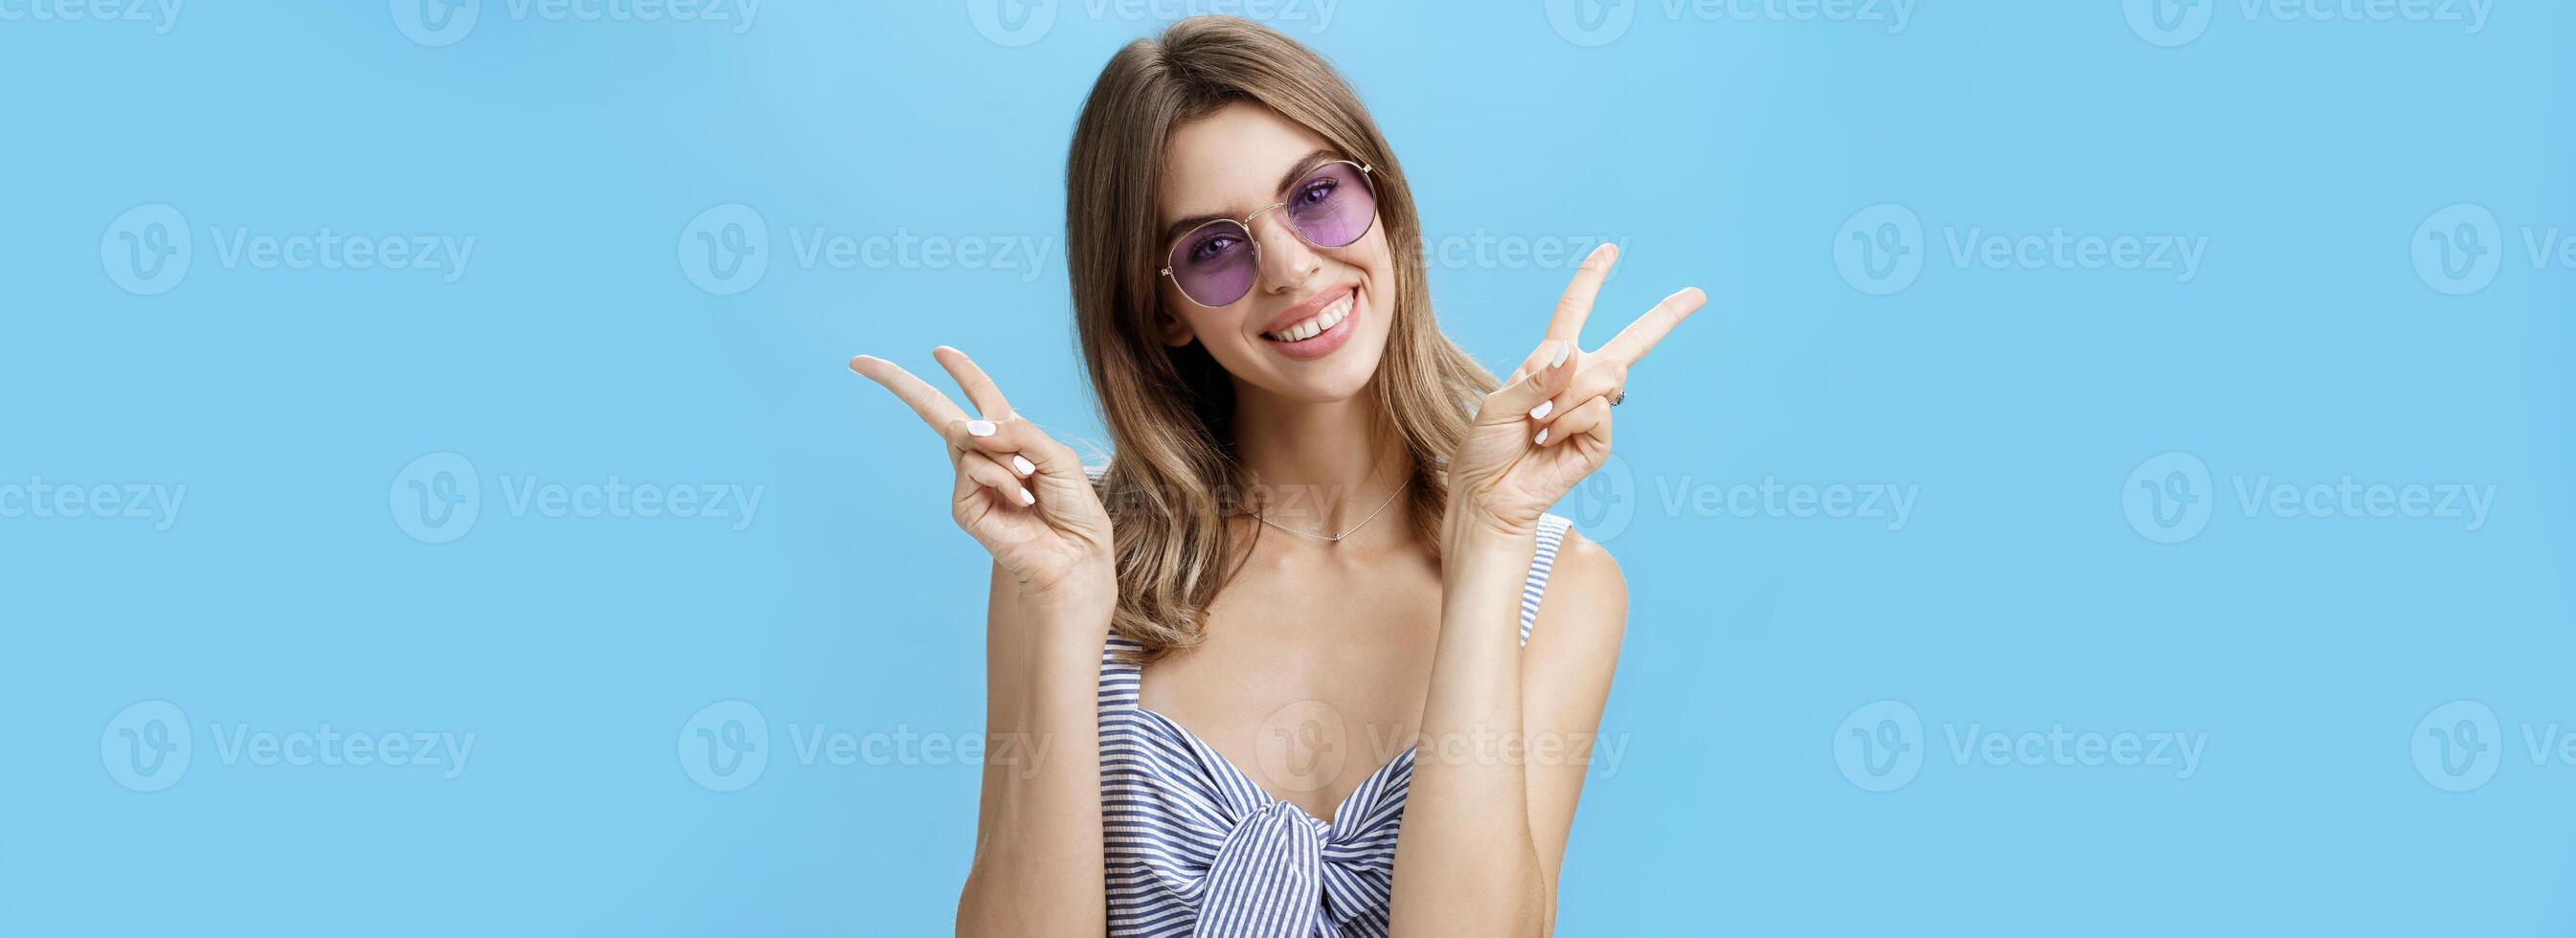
[1264,355,1383,403]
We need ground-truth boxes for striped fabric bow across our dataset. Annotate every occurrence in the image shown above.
[1099,671,1415,936]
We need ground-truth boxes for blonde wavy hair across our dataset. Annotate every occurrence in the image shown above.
[1068,16,1497,661]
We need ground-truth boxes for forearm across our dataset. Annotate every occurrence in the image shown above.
[1387,530,1551,936]
[958,591,1113,937]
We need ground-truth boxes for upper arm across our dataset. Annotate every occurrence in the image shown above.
[1517,529,1629,904]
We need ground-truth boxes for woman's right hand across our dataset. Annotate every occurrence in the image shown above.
[850,346,1115,606]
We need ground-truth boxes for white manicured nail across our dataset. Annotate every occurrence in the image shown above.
[1534,429,1549,445]
[966,419,996,437]
[1017,485,1035,505]
[1528,400,1552,420]
[1011,455,1035,476]
[1549,342,1571,368]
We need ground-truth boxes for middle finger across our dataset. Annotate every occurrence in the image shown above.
[851,354,972,437]
[1591,286,1706,368]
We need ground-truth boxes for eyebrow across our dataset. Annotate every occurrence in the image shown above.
[1160,148,1341,248]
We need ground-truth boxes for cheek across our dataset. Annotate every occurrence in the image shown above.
[1352,231,1397,318]
[1169,295,1250,352]
[1356,230,1396,293]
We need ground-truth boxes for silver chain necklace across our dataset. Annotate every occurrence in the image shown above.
[1254,483,1405,543]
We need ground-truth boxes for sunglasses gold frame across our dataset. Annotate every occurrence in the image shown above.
[1158,160,1375,307]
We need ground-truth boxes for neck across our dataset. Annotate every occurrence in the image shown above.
[1231,381,1412,539]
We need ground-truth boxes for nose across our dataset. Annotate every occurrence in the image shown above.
[1250,207,1322,296]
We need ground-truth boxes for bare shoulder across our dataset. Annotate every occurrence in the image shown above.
[1548,526,1627,610]
[1533,525,1629,647]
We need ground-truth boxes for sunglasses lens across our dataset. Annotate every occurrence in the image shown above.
[1286,162,1376,249]
[1171,221,1256,306]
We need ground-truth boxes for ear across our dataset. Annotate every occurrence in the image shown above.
[1155,305,1197,347]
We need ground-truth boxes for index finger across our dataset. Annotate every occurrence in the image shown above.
[849,354,971,436]
[1592,286,1706,368]
[1544,242,1620,345]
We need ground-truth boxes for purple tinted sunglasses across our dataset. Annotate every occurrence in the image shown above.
[1159,160,1376,307]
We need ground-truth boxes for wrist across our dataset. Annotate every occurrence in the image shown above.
[1440,521,1538,584]
[1017,552,1115,606]
[1441,502,1540,553]
[1017,565,1116,642]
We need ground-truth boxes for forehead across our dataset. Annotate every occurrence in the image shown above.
[1159,101,1332,221]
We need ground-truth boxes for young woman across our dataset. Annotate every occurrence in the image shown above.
[850,16,1703,936]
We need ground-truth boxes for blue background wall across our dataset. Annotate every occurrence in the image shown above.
[6,1,2571,933]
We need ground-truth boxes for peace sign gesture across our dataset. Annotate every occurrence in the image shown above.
[849,347,1115,599]
[1445,244,1706,541]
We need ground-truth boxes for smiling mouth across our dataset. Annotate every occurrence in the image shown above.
[1261,289,1355,343]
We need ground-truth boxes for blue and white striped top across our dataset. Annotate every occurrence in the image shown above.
[1096,512,1573,936]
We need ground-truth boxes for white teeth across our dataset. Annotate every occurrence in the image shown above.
[1266,292,1354,343]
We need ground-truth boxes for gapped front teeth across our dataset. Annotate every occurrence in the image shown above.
[1268,293,1353,342]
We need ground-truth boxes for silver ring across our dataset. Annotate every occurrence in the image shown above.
[1610,391,1627,407]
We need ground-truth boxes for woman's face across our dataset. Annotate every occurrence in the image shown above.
[1155,101,1396,404]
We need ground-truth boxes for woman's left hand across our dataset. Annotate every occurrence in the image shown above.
[1444,243,1705,544]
